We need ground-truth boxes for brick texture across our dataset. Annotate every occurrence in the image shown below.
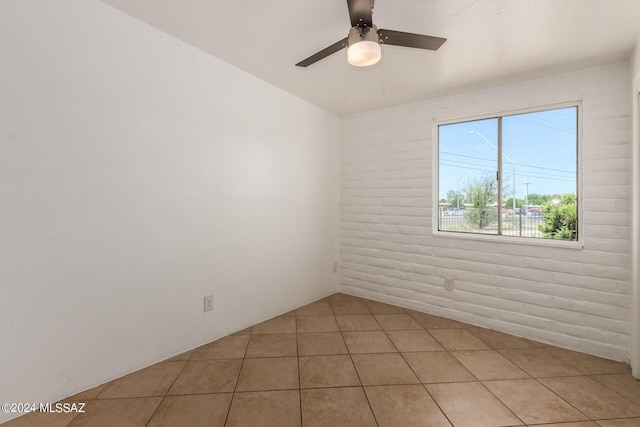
[340,62,632,361]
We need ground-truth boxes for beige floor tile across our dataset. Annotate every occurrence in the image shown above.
[226,390,301,427]
[408,311,464,329]
[168,359,241,395]
[299,355,361,388]
[297,332,348,355]
[301,387,376,427]
[147,394,232,427]
[386,330,445,352]
[498,348,583,377]
[68,397,162,427]
[1,411,79,427]
[97,362,185,399]
[427,382,522,427]
[231,326,253,335]
[365,301,407,314]
[365,385,451,427]
[484,378,588,424]
[66,383,110,401]
[296,315,339,333]
[335,314,381,331]
[34,293,640,427]
[596,419,640,427]
[236,357,298,392]
[539,376,640,419]
[351,353,419,386]
[251,315,296,334]
[190,335,249,360]
[374,314,423,330]
[428,329,491,351]
[547,347,631,375]
[403,351,475,383]
[451,350,529,381]
[296,301,333,316]
[467,327,541,349]
[533,423,598,427]
[245,333,297,358]
[329,293,366,304]
[331,301,371,315]
[343,331,397,354]
[591,373,640,406]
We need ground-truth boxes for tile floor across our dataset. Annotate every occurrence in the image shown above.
[4,293,640,427]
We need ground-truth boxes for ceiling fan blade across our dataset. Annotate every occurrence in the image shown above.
[378,29,446,50]
[295,38,348,67]
[347,0,374,28]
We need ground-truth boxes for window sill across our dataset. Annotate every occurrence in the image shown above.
[432,229,584,249]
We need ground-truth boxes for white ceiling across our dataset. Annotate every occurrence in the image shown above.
[101,0,640,116]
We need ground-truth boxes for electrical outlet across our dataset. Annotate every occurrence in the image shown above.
[203,295,213,312]
[444,278,455,291]
[333,262,338,273]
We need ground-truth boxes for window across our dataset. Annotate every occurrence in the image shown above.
[437,105,578,242]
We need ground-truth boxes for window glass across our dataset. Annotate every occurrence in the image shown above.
[438,118,498,234]
[437,106,578,241]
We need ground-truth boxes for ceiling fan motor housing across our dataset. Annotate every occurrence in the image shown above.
[348,24,379,47]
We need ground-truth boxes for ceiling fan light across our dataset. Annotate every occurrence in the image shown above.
[347,25,381,67]
[347,41,381,67]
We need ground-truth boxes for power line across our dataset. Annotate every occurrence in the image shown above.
[440,151,575,174]
[506,115,575,134]
[440,161,575,183]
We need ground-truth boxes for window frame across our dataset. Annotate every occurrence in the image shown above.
[432,101,583,249]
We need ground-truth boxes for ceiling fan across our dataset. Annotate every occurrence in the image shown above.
[296,0,446,68]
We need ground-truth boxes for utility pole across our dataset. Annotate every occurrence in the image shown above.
[524,182,530,207]
[468,131,516,213]
[456,173,465,209]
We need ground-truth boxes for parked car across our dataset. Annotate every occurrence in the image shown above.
[443,209,464,216]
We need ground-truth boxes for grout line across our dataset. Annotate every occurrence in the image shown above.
[222,324,252,426]
[143,359,190,427]
[533,377,594,421]
[588,373,640,408]
[474,381,527,426]
[295,311,303,427]
[377,312,459,426]
[377,307,535,427]
[421,385,456,427]
[38,293,639,426]
[332,296,380,426]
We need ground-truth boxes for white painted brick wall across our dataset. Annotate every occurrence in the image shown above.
[340,62,632,361]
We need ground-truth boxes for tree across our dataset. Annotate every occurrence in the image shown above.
[526,193,564,206]
[446,189,463,208]
[503,197,524,209]
[539,194,577,240]
[463,174,497,229]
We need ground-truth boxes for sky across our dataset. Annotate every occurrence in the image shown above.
[438,106,577,205]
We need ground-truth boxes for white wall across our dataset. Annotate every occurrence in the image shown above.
[341,62,632,362]
[631,38,640,377]
[0,1,339,422]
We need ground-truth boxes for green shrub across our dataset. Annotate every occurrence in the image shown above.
[539,194,577,240]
